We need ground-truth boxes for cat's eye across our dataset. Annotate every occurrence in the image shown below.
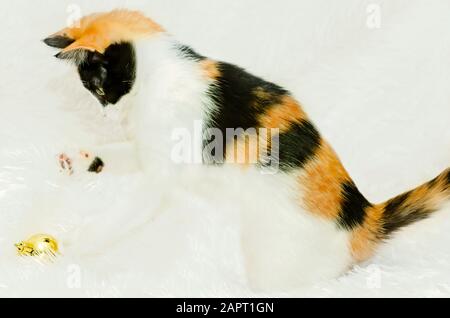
[96,87,105,96]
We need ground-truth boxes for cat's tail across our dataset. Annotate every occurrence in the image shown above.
[377,168,450,237]
[353,168,450,261]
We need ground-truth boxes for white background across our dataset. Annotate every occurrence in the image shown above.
[0,0,449,297]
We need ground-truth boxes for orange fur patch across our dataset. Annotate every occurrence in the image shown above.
[258,96,306,132]
[299,141,351,220]
[253,87,274,100]
[200,59,220,80]
[349,205,383,262]
[50,9,164,54]
[224,94,305,166]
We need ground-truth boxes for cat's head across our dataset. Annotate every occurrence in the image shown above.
[44,9,163,106]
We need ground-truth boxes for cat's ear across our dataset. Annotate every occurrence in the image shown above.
[55,48,106,66]
[43,34,75,49]
[43,31,87,64]
[54,49,91,65]
[54,35,107,64]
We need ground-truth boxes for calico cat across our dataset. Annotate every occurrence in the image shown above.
[44,9,450,290]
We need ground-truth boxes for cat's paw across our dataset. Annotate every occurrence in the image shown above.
[57,151,105,175]
[81,151,105,174]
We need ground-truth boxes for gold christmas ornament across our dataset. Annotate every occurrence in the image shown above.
[15,234,59,257]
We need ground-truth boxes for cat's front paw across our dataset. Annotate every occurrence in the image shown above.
[82,151,105,173]
[57,151,104,175]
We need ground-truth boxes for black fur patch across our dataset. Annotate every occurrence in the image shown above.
[384,192,409,215]
[337,182,371,230]
[381,192,430,236]
[43,35,74,49]
[176,44,206,61]
[87,157,104,173]
[275,121,321,172]
[205,62,288,162]
[77,42,136,106]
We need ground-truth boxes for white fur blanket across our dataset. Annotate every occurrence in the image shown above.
[0,0,449,297]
